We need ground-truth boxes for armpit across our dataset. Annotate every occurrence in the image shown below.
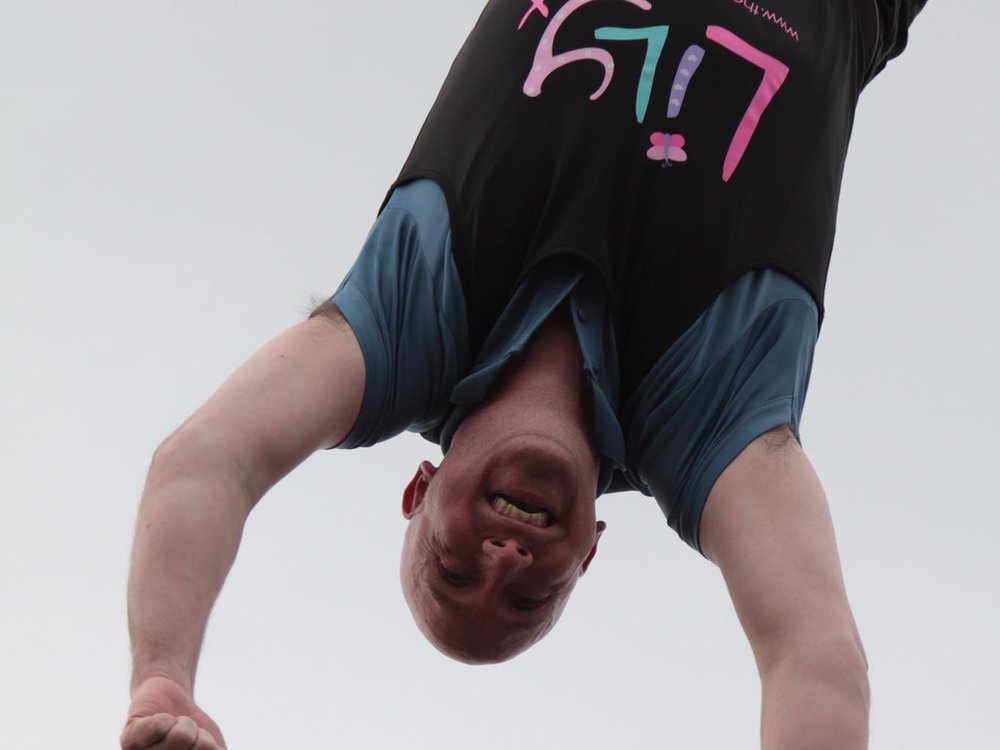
[309,299,348,326]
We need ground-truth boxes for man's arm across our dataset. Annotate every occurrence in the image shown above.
[121,310,365,750]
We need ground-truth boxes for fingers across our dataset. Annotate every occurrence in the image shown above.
[121,714,174,749]
[175,717,223,750]
[121,715,225,750]
[191,724,224,750]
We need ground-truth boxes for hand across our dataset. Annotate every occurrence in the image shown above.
[121,676,227,750]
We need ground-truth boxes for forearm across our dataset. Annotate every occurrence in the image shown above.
[126,314,365,697]
[127,428,254,694]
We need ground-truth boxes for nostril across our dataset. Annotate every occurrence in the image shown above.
[515,546,529,557]
[489,539,505,548]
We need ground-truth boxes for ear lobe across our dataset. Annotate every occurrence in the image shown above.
[579,520,606,576]
[401,461,438,518]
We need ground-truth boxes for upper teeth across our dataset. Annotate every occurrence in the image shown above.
[493,496,549,527]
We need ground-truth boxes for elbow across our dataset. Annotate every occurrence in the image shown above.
[146,420,258,517]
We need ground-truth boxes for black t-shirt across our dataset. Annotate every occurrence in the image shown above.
[390,0,926,398]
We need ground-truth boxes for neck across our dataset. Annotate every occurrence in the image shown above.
[453,306,596,466]
[492,306,588,416]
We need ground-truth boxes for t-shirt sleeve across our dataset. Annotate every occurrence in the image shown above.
[330,194,468,449]
[858,0,929,84]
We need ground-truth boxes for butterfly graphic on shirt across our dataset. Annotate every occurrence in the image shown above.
[647,132,688,166]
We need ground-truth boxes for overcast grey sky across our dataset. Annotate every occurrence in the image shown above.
[2,1,998,748]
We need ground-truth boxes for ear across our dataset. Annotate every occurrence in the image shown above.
[401,461,438,518]
[579,520,606,576]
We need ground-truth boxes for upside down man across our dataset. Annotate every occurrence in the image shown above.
[121,1,927,748]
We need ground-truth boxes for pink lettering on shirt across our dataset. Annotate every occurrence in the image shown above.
[706,25,789,181]
[522,0,653,101]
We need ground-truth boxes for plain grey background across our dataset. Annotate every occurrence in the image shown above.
[2,1,997,747]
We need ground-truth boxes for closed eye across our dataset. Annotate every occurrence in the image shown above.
[508,592,547,612]
[437,561,473,587]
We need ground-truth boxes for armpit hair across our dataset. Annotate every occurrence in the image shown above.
[758,424,799,451]
[308,298,348,327]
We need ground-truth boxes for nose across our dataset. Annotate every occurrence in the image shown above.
[482,538,533,570]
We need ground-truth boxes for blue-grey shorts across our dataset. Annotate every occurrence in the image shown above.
[620,269,819,552]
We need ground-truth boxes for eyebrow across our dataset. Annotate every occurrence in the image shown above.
[426,582,543,634]
[426,583,463,613]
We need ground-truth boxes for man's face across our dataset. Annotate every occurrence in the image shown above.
[400,430,604,664]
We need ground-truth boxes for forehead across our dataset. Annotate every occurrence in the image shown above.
[417,587,546,663]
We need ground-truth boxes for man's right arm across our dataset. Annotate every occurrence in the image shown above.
[121,310,365,750]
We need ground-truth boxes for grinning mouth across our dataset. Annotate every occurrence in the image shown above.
[491,495,552,528]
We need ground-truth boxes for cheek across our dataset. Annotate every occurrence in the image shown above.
[438,510,479,548]
[400,519,422,562]
[530,546,582,585]
[399,532,423,596]
[572,514,599,550]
